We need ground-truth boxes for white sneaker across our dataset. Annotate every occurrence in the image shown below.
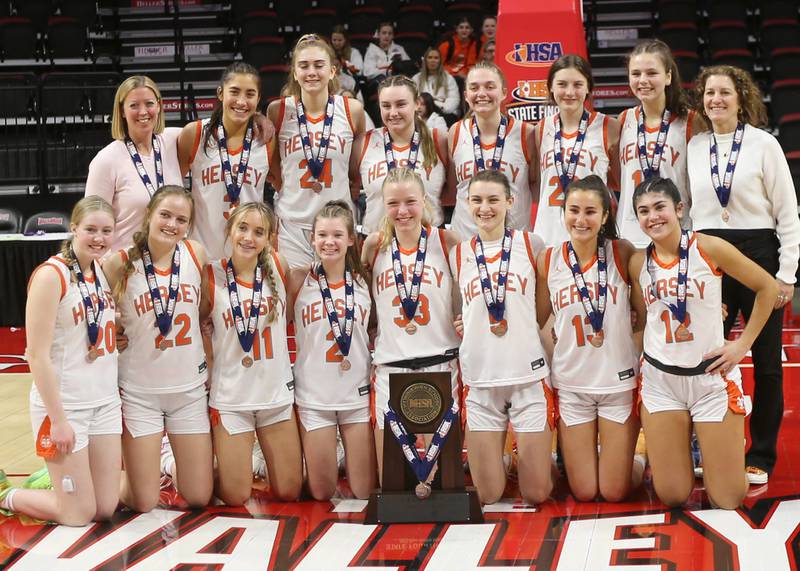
[336,432,345,472]
[746,466,768,485]
[159,435,174,477]
[252,443,267,480]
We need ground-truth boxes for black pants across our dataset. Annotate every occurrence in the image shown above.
[704,229,783,474]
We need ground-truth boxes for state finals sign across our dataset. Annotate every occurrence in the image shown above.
[496,0,588,123]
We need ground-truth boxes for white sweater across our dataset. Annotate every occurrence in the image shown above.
[413,71,460,115]
[363,42,410,79]
[688,124,800,283]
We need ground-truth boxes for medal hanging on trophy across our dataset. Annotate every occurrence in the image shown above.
[125,134,164,198]
[384,127,420,172]
[317,264,355,374]
[142,244,181,350]
[225,258,263,368]
[471,115,508,172]
[217,120,254,210]
[475,229,513,337]
[70,253,106,363]
[392,227,429,335]
[553,110,590,195]
[296,95,336,194]
[384,399,459,500]
[566,240,608,348]
[636,106,671,181]
[647,230,691,340]
[710,122,744,224]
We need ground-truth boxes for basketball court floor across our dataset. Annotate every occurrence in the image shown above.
[1,322,800,570]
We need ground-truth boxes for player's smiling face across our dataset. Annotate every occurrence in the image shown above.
[148,194,191,249]
[628,53,671,107]
[635,191,683,241]
[231,210,268,262]
[219,73,260,128]
[468,180,512,235]
[313,217,353,263]
[380,85,415,133]
[294,46,333,95]
[551,67,589,114]
[383,180,425,231]
[564,189,606,244]
[465,68,506,115]
[123,86,160,142]
[72,211,115,262]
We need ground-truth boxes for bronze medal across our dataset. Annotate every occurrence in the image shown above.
[158,339,170,351]
[311,181,323,193]
[415,482,432,499]
[491,319,508,337]
[721,208,730,223]
[405,322,417,335]
[590,330,604,348]
[675,323,692,342]
[242,355,254,368]
[86,347,99,362]
[339,358,351,372]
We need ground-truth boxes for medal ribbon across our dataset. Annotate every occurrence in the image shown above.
[125,135,164,197]
[384,399,459,483]
[646,230,689,324]
[296,95,335,180]
[384,128,420,171]
[553,110,590,192]
[316,264,355,358]
[474,229,513,323]
[709,122,745,209]
[392,226,428,321]
[69,253,105,348]
[141,243,181,337]
[471,115,508,171]
[566,240,607,334]
[225,259,262,353]
[216,121,254,207]
[636,107,671,180]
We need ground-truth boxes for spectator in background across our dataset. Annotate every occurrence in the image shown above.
[363,22,410,80]
[482,40,496,64]
[478,15,497,61]
[416,92,448,133]
[331,25,363,95]
[438,17,478,80]
[413,47,461,121]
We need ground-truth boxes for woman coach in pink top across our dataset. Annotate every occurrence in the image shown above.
[85,76,184,251]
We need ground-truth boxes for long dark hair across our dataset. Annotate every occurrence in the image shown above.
[563,175,619,240]
[202,62,261,156]
[632,176,682,210]
[627,39,689,118]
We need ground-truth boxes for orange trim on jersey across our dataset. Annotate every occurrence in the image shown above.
[274,97,287,137]
[189,120,203,165]
[369,369,378,429]
[35,416,57,458]
[371,233,383,271]
[272,251,288,288]
[650,233,697,270]
[619,108,629,129]
[398,227,428,255]
[523,232,537,273]
[543,246,553,281]
[479,117,512,151]
[451,121,463,158]
[611,239,629,284]
[207,263,216,311]
[455,242,463,281]
[560,241,596,273]
[557,111,598,139]
[342,95,355,133]
[696,240,723,276]
[184,240,203,274]
[119,249,129,264]
[686,110,696,143]
[725,377,745,415]
[471,235,504,264]
[638,106,678,134]
[437,227,452,273]
[537,118,546,158]
[358,129,373,170]
[461,383,470,432]
[432,128,447,166]
[209,407,221,428]
[552,388,561,426]
[542,382,555,431]
[602,114,610,155]
[29,262,67,299]
[630,384,640,419]
[520,120,531,164]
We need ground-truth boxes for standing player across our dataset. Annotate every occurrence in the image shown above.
[536,175,644,502]
[0,197,120,526]
[452,169,553,506]
[356,75,447,234]
[268,34,366,268]
[104,186,213,512]
[178,62,270,260]
[361,168,461,480]
[202,202,301,504]
[617,40,699,247]
[447,62,536,240]
[291,201,376,500]
[535,55,619,246]
[630,177,777,508]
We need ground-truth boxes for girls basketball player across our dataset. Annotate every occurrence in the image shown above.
[629,177,777,508]
[104,186,213,512]
[447,62,536,240]
[178,62,270,260]
[356,75,447,234]
[201,202,301,504]
[617,40,699,247]
[268,34,366,268]
[452,169,552,506]
[0,197,120,526]
[290,201,376,500]
[535,55,619,246]
[361,168,461,480]
[536,175,644,502]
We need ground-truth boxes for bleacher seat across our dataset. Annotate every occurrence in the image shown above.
[771,48,800,81]
[14,0,53,32]
[657,22,698,52]
[761,19,800,55]
[779,113,800,154]
[657,0,697,25]
[0,72,38,119]
[708,20,749,52]
[258,64,288,104]
[244,36,286,69]
[0,17,38,60]
[395,32,429,65]
[301,8,337,36]
[0,208,23,234]
[23,212,70,234]
[60,0,98,30]
[760,0,799,22]
[396,5,436,36]
[711,48,755,74]
[348,6,384,36]
[231,0,271,23]
[771,79,800,124]
[47,16,88,60]
[240,10,280,42]
[41,72,120,118]
[349,33,374,56]
[274,0,304,29]
[444,3,483,30]
[673,50,700,84]
[708,0,748,23]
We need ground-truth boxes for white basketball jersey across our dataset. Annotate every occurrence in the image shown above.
[118,241,208,393]
[293,270,372,410]
[546,240,638,392]
[454,231,549,387]
[274,95,355,229]
[207,255,293,410]
[189,118,270,260]
[535,112,610,246]
[617,107,694,246]
[358,127,446,233]
[450,117,532,239]
[29,257,119,410]
[639,233,724,368]
[371,227,460,364]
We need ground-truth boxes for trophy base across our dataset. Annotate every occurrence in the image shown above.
[364,488,484,524]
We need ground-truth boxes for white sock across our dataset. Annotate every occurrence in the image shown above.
[1,488,17,511]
